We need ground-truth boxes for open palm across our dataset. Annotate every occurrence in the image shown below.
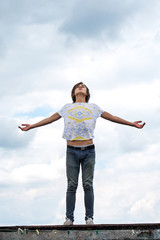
[133,121,145,129]
[18,124,31,131]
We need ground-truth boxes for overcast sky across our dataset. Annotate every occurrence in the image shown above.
[0,0,160,226]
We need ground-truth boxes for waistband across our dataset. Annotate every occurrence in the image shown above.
[67,144,95,151]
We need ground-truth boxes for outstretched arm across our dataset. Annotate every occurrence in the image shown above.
[101,111,145,129]
[18,112,61,131]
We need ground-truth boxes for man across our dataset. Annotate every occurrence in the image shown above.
[19,82,145,225]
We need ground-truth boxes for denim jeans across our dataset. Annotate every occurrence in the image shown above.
[66,145,95,222]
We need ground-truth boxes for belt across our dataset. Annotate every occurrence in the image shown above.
[67,145,95,151]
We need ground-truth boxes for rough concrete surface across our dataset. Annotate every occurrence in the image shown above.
[0,223,160,240]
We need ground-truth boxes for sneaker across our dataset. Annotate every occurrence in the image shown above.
[64,217,73,225]
[86,218,94,225]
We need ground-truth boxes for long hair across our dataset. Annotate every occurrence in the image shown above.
[71,82,90,103]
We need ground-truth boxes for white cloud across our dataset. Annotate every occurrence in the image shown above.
[60,0,148,39]
[94,146,160,223]
[0,117,35,149]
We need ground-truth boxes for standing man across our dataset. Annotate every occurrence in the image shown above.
[19,82,145,225]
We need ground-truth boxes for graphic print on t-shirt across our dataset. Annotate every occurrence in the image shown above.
[58,103,104,140]
[67,106,92,122]
[66,106,93,140]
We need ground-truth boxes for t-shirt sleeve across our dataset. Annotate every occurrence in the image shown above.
[93,104,104,117]
[57,104,68,117]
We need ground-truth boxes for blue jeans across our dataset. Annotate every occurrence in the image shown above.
[66,145,95,222]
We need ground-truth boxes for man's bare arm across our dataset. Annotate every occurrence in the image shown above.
[101,111,145,129]
[18,113,61,131]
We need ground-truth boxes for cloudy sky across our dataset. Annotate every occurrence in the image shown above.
[0,0,160,226]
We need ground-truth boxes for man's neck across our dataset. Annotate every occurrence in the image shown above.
[75,93,86,103]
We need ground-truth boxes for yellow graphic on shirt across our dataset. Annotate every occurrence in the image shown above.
[72,136,87,140]
[67,106,92,122]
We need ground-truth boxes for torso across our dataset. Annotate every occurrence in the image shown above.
[67,139,93,146]
[58,102,104,144]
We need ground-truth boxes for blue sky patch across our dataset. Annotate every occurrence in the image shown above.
[15,105,55,118]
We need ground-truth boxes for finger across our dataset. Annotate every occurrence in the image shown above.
[138,122,145,128]
[136,121,142,124]
[18,125,28,130]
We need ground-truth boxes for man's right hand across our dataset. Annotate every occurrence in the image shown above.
[18,124,32,131]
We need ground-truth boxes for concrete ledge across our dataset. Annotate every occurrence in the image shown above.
[0,223,160,239]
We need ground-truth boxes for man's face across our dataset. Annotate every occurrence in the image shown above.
[74,83,87,96]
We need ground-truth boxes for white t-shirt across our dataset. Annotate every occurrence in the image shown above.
[58,102,104,141]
